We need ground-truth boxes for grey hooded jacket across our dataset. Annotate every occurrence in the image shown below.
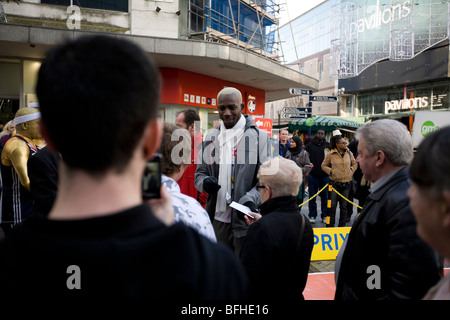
[195,115,273,238]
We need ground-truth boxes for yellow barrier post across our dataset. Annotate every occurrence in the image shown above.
[326,184,332,225]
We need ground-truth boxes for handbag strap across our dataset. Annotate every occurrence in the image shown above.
[296,213,306,251]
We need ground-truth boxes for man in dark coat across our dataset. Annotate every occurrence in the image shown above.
[240,156,314,300]
[0,35,248,301]
[27,146,59,217]
[305,129,330,223]
[335,120,440,300]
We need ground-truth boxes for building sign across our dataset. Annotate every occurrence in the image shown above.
[432,92,448,108]
[247,95,256,113]
[254,118,273,137]
[412,111,450,148]
[311,227,351,261]
[350,0,411,35]
[331,0,449,78]
[385,96,429,113]
[159,68,265,114]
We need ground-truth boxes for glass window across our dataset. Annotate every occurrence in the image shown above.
[358,94,373,115]
[432,84,449,110]
[373,91,386,114]
[41,0,128,12]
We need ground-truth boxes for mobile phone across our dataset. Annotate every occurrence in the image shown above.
[142,153,161,199]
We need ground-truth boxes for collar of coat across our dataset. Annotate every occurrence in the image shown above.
[330,147,349,154]
[259,196,299,216]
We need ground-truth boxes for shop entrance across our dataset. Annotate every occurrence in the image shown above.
[0,98,19,125]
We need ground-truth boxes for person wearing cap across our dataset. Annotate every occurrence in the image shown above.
[0,107,45,235]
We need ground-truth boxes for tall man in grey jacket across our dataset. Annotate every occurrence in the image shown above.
[195,87,272,256]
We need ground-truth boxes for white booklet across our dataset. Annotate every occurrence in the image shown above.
[229,201,255,219]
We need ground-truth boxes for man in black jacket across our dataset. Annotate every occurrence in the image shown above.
[27,146,59,217]
[0,35,248,301]
[335,119,440,300]
[305,130,330,223]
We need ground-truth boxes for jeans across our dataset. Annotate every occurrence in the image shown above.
[307,175,329,219]
[328,181,351,227]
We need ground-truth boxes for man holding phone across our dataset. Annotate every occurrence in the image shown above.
[0,36,248,301]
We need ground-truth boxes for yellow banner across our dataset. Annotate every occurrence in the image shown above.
[311,227,351,261]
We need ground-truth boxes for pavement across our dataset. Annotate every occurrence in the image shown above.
[302,191,359,273]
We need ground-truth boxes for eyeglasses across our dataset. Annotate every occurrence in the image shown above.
[256,185,266,190]
[338,141,348,145]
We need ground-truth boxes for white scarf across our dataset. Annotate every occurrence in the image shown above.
[215,115,246,215]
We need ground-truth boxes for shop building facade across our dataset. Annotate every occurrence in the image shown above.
[335,0,450,131]
[0,0,318,132]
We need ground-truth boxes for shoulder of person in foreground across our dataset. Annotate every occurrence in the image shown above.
[164,177,216,242]
[0,215,247,300]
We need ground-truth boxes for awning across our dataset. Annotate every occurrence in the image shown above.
[288,116,365,132]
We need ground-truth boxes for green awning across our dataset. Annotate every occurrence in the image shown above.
[288,116,364,132]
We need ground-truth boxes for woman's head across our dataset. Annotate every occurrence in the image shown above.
[258,156,302,200]
[408,126,450,257]
[330,135,344,150]
[159,123,191,178]
[290,136,302,149]
[5,120,15,134]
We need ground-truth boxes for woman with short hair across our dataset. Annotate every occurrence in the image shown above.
[160,123,216,242]
[240,156,314,300]
[408,126,450,300]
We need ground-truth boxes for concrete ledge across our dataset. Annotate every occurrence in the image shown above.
[0,24,319,101]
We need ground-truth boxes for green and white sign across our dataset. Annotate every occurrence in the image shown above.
[412,111,450,148]
[420,120,439,137]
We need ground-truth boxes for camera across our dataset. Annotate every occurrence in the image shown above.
[142,153,161,199]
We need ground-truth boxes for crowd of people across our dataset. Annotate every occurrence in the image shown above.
[0,35,448,304]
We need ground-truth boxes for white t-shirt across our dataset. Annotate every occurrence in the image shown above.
[162,175,216,243]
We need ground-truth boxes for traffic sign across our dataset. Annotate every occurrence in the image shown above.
[289,88,313,96]
[282,107,312,113]
[309,96,338,102]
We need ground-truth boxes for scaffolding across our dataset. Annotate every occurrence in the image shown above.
[187,0,282,61]
[0,1,7,23]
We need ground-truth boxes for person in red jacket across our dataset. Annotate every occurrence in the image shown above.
[175,109,207,208]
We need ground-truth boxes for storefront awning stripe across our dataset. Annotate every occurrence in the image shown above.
[288,116,364,132]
